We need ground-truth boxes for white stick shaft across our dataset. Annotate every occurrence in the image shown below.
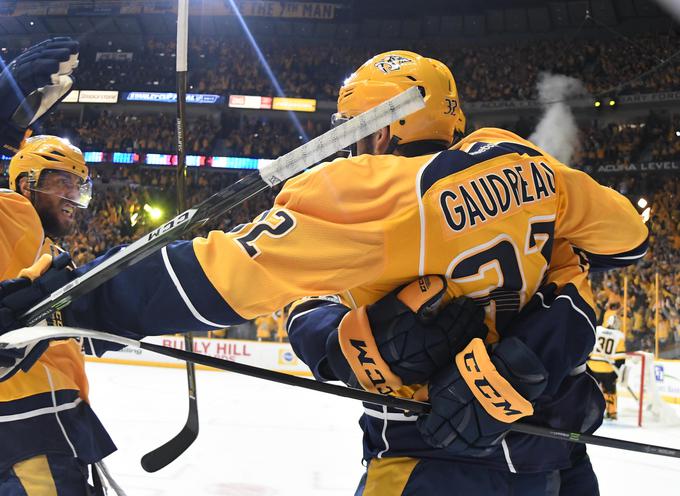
[22,208,197,321]
[19,88,423,324]
[258,86,424,186]
[176,0,189,72]
[0,326,140,349]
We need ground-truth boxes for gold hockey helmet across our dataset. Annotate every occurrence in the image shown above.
[335,50,466,148]
[9,135,92,208]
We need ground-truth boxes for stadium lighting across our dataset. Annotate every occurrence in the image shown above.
[594,100,601,108]
[143,203,163,220]
[226,0,309,142]
[637,198,648,209]
[642,207,651,223]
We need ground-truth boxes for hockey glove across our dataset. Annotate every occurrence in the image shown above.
[0,253,74,379]
[417,337,548,457]
[326,275,487,394]
[0,37,79,152]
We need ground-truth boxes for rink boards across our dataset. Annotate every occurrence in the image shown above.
[86,335,313,377]
[640,358,680,404]
[86,335,680,403]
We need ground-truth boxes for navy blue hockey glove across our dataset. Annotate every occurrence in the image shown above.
[417,337,548,457]
[0,37,79,152]
[325,275,487,393]
[0,253,74,379]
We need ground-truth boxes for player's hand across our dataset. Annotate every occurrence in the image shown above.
[0,253,74,378]
[326,275,487,393]
[0,252,74,333]
[0,37,79,152]
[417,337,548,456]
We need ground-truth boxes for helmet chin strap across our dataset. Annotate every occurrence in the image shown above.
[453,129,466,146]
[385,135,401,155]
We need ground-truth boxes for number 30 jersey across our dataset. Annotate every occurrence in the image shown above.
[588,326,626,374]
[67,127,648,345]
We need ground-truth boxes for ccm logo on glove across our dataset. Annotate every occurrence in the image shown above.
[338,275,448,394]
[456,338,533,422]
[331,275,487,394]
[342,306,403,394]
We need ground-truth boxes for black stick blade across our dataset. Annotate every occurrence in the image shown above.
[140,398,199,472]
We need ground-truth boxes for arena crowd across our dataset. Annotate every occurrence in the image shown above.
[67,32,680,102]
[1,31,678,351]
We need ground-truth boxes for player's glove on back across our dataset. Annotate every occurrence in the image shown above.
[0,253,74,379]
[325,275,487,394]
[417,337,548,456]
[0,37,79,152]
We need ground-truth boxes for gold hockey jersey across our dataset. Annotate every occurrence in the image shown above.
[66,128,648,346]
[0,189,115,470]
[188,128,648,342]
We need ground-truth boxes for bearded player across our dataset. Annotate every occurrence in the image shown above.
[0,137,117,495]
[0,38,121,496]
[0,52,648,495]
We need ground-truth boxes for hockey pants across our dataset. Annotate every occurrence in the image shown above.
[0,453,103,496]
[354,447,599,496]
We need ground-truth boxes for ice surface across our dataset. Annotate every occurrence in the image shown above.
[86,362,680,495]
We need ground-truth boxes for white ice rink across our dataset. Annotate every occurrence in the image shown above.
[86,361,680,495]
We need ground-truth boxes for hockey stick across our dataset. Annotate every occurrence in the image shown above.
[2,326,680,460]
[17,86,424,328]
[140,0,199,473]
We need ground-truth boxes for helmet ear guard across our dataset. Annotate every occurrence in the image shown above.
[330,113,357,158]
[331,111,404,157]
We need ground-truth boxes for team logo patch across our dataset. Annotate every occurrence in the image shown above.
[374,55,414,74]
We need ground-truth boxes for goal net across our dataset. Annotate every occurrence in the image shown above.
[618,351,680,427]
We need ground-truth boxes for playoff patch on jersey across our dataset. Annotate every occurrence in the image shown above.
[374,54,414,73]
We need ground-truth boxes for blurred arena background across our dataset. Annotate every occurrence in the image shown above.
[0,0,678,395]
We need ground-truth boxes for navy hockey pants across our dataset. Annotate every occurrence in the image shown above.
[0,453,99,496]
[355,451,599,496]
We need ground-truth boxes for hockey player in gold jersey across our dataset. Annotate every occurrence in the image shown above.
[284,51,648,494]
[0,137,115,495]
[0,52,648,495]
